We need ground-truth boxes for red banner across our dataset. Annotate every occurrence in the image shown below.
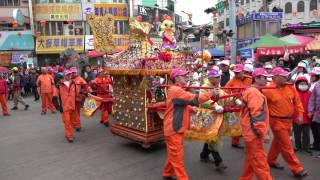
[256,46,305,56]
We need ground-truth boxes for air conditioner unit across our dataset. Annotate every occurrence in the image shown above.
[64,24,74,35]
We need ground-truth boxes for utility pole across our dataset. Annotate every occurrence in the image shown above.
[28,0,34,34]
[229,0,237,64]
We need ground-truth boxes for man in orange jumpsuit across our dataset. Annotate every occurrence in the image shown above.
[37,67,56,115]
[58,69,76,143]
[70,67,90,131]
[91,69,112,126]
[225,64,252,149]
[262,67,308,177]
[239,68,272,180]
[162,69,216,180]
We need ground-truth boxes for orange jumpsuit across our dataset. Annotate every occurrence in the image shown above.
[92,76,112,124]
[0,79,8,115]
[262,83,304,174]
[73,75,90,129]
[162,85,212,180]
[58,80,76,139]
[239,87,272,180]
[225,75,252,145]
[37,74,56,113]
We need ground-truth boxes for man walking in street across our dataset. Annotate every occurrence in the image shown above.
[37,67,56,115]
[11,67,29,111]
[58,69,77,143]
[225,64,252,149]
[162,69,217,180]
[29,68,39,101]
[71,67,90,131]
[262,67,308,178]
[0,73,9,116]
[91,69,112,126]
[238,68,272,180]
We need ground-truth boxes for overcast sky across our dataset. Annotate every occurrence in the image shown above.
[176,0,218,25]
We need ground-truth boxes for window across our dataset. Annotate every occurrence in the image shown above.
[226,18,229,26]
[310,0,318,11]
[0,0,20,6]
[297,1,305,12]
[36,0,80,3]
[285,2,292,13]
[114,21,129,35]
[246,0,250,4]
[241,0,244,5]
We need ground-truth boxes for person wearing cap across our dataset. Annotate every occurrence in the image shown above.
[264,64,273,74]
[37,67,56,115]
[162,68,217,180]
[244,64,253,76]
[199,67,232,171]
[71,67,91,131]
[91,69,112,126]
[291,61,310,83]
[0,73,9,116]
[308,72,320,152]
[292,76,312,154]
[225,64,252,149]
[262,67,308,178]
[239,68,272,180]
[309,67,320,91]
[11,67,29,111]
[57,69,77,143]
[219,60,234,87]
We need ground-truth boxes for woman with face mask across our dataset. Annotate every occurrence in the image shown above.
[293,76,312,154]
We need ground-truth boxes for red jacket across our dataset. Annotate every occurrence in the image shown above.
[0,79,8,95]
[293,90,312,125]
[92,76,112,98]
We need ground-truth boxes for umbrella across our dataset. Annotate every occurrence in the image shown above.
[306,35,320,50]
[280,34,314,46]
[245,33,297,49]
[0,67,9,73]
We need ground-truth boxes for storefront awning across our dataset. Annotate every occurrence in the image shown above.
[306,35,320,51]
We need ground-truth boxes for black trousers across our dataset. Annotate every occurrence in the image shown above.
[200,143,222,166]
[293,123,310,150]
[311,122,320,149]
[32,86,39,100]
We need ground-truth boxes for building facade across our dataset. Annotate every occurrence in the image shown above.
[0,0,34,67]
[33,0,130,66]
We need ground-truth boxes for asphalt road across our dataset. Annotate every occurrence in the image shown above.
[0,98,319,180]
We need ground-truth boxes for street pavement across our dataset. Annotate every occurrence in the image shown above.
[0,98,319,180]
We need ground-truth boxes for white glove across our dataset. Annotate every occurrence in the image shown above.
[215,105,224,113]
[235,99,242,106]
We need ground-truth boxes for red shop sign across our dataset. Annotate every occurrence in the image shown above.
[257,46,305,56]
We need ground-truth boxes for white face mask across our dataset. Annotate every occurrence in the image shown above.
[298,84,309,91]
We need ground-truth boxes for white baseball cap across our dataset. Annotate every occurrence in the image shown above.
[244,64,254,72]
[220,60,230,66]
[297,62,307,69]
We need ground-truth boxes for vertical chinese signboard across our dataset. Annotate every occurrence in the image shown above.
[36,36,85,54]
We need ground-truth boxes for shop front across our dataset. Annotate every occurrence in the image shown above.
[0,31,34,67]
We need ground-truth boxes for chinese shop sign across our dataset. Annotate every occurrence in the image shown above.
[33,4,82,21]
[257,46,305,57]
[94,3,129,20]
[50,14,69,21]
[36,36,84,54]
